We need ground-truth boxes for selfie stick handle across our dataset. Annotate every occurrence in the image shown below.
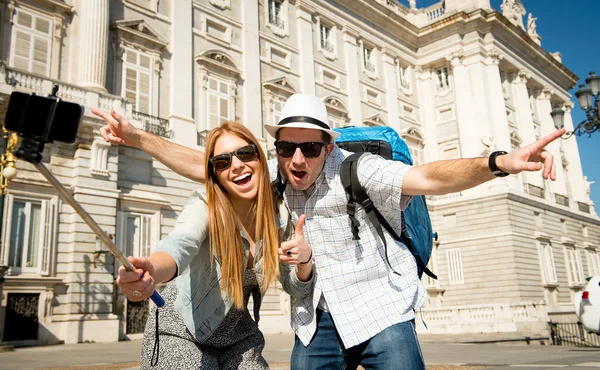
[33,161,165,308]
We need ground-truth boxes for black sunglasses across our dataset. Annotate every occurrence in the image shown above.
[209,144,258,171]
[274,141,330,158]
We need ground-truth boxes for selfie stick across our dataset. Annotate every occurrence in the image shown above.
[12,137,164,307]
[30,161,165,307]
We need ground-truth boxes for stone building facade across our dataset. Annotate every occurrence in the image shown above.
[0,0,598,345]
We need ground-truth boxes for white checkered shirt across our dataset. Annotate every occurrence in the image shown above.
[268,147,426,349]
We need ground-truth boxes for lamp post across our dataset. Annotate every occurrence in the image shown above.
[0,127,18,243]
[0,128,17,351]
[551,71,600,138]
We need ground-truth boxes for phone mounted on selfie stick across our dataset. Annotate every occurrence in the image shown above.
[4,88,164,308]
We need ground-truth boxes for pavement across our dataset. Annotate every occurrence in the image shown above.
[0,333,599,370]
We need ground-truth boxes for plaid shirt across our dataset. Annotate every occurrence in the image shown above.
[268,147,426,349]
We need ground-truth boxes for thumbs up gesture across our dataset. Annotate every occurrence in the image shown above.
[279,214,312,266]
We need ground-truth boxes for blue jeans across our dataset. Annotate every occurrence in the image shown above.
[291,310,425,370]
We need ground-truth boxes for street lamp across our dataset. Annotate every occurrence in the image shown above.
[552,71,600,138]
[0,127,18,243]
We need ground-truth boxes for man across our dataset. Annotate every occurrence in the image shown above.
[92,94,563,369]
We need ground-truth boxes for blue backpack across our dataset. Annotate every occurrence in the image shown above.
[334,126,437,280]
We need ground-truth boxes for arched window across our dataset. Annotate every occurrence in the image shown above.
[195,51,241,144]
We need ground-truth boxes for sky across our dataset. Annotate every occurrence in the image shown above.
[400,0,600,208]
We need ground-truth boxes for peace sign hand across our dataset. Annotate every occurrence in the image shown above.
[495,128,566,180]
[279,215,312,265]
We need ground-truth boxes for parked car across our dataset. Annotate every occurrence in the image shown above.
[574,275,600,334]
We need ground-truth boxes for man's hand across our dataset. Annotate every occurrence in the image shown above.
[279,215,312,265]
[116,256,156,302]
[91,109,140,147]
[496,128,566,180]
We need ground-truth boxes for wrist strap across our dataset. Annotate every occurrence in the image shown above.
[298,251,313,265]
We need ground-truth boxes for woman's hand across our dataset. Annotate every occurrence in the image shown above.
[279,215,312,265]
[116,256,156,302]
[91,109,140,147]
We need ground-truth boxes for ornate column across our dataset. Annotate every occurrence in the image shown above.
[77,0,109,93]
[415,67,437,163]
[447,51,475,157]
[484,50,511,151]
[560,102,587,204]
[382,49,400,131]
[343,26,362,127]
[169,0,195,147]
[512,70,543,188]
[242,0,263,136]
[296,1,316,95]
[536,87,568,199]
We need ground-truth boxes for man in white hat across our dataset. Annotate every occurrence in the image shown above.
[94,93,564,369]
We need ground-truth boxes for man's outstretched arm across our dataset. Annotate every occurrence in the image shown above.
[402,129,566,196]
[92,109,206,183]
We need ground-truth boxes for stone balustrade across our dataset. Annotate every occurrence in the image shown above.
[0,63,171,138]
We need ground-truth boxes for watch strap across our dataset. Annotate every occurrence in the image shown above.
[489,151,509,177]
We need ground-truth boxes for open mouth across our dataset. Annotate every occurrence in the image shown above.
[291,170,307,179]
[233,173,252,186]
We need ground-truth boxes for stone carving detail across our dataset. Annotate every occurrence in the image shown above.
[584,176,595,202]
[487,49,503,65]
[501,0,526,29]
[527,13,541,45]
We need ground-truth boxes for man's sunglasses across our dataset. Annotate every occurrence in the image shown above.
[209,144,258,171]
[274,141,330,158]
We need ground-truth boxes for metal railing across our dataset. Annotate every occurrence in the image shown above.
[268,14,285,29]
[321,40,334,53]
[132,111,171,138]
[549,322,600,347]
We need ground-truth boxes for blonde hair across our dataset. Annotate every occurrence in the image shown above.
[204,121,279,309]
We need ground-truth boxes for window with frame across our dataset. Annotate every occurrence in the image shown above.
[119,212,156,259]
[2,195,57,275]
[565,247,585,286]
[435,67,450,91]
[539,242,558,284]
[320,24,333,53]
[268,0,285,29]
[408,142,424,166]
[123,48,152,114]
[587,249,600,276]
[10,8,52,76]
[399,65,411,90]
[207,77,231,130]
[272,97,284,127]
[363,46,375,73]
[446,248,464,285]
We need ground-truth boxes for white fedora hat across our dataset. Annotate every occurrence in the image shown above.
[264,94,340,140]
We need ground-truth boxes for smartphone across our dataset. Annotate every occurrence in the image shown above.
[4,91,84,143]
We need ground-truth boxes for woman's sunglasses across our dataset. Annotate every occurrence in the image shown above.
[274,141,330,158]
[209,144,258,171]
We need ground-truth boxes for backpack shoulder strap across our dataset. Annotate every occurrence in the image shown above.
[340,153,363,240]
[341,153,401,276]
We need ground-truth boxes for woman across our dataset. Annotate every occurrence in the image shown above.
[104,117,314,369]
